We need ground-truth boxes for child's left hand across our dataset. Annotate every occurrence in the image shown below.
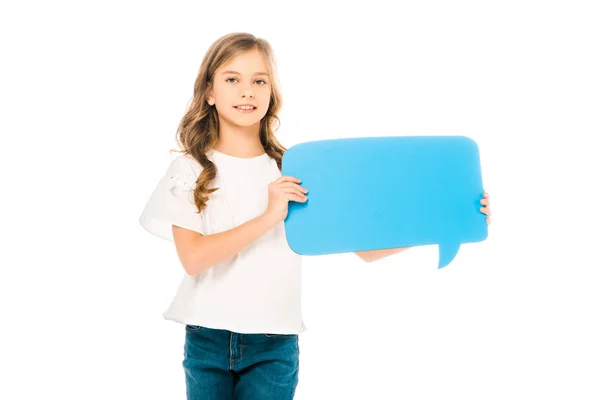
[480,192,491,224]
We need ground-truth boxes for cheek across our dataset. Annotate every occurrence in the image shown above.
[213,84,233,101]
[261,93,272,108]
[214,95,236,111]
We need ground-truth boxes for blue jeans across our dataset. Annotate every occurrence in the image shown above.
[182,324,300,399]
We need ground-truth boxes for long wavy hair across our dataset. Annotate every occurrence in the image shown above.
[170,32,287,214]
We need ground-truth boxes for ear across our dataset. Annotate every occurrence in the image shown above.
[206,93,214,106]
[205,84,215,106]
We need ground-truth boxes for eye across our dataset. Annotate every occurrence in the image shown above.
[226,77,268,85]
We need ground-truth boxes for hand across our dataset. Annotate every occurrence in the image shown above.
[480,192,491,224]
[263,176,308,225]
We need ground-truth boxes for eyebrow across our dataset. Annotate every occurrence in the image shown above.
[220,70,269,77]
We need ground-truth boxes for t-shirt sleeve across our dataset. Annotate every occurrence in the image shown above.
[139,156,205,241]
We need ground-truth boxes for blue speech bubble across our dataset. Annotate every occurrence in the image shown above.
[282,136,488,269]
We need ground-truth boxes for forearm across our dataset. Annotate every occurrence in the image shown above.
[188,213,277,275]
[355,247,411,263]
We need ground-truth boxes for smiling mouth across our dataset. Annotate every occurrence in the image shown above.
[234,106,257,113]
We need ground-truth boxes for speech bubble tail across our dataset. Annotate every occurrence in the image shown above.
[438,243,461,269]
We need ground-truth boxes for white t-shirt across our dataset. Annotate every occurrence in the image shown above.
[139,149,306,335]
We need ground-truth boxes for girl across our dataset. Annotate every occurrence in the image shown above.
[139,32,491,400]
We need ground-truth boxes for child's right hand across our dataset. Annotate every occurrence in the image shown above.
[263,176,308,224]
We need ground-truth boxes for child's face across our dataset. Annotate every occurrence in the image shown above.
[208,48,272,128]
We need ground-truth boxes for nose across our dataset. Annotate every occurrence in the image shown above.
[241,89,254,98]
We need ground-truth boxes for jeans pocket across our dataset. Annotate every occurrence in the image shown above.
[186,324,204,332]
[263,333,297,338]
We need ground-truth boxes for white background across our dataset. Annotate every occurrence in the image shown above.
[2,0,599,399]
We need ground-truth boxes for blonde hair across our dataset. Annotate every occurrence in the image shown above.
[170,32,286,214]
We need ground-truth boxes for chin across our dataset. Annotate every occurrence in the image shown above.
[230,113,266,125]
[230,118,262,128]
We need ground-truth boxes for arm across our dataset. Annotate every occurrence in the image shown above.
[173,212,278,276]
[354,247,412,263]
[353,192,491,263]
[354,191,493,263]
[173,175,307,276]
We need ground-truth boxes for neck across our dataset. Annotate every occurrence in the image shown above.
[213,119,265,158]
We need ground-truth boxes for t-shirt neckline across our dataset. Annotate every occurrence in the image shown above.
[211,149,269,161]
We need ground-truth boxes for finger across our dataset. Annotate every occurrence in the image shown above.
[480,198,489,206]
[486,216,491,224]
[484,192,488,198]
[278,183,307,195]
[281,187,308,199]
[275,176,301,184]
[286,192,307,203]
[279,182,308,194]
[480,207,489,215]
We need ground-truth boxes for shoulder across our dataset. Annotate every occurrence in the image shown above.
[168,153,204,177]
